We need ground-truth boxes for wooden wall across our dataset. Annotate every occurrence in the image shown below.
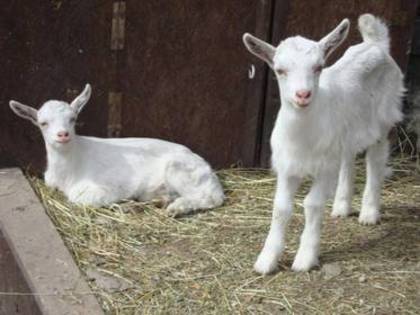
[0,0,269,170]
[0,0,417,171]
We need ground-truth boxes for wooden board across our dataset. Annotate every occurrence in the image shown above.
[121,0,271,167]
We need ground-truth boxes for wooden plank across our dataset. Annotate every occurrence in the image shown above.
[0,168,104,315]
[259,0,291,167]
[241,0,275,166]
[110,2,126,51]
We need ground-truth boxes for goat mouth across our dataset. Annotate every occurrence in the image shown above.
[56,139,71,144]
[294,101,310,108]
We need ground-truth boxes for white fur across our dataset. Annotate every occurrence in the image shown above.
[244,14,404,274]
[10,85,224,216]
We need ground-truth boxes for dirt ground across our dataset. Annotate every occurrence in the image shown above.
[31,156,420,314]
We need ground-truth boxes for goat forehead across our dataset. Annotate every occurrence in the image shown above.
[274,36,322,68]
[38,101,74,120]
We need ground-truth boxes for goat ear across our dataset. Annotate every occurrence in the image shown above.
[9,101,38,125]
[319,19,350,59]
[243,33,276,67]
[70,84,91,114]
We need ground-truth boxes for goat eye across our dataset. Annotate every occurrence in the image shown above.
[39,122,48,127]
[69,117,76,123]
[277,69,287,76]
[314,65,323,73]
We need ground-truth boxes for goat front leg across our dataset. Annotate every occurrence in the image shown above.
[44,169,59,190]
[254,175,301,275]
[359,137,389,224]
[67,181,118,207]
[332,153,356,218]
[292,175,330,271]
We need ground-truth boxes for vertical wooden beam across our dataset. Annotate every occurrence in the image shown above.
[241,0,275,167]
[110,1,126,51]
[108,1,126,137]
[258,0,290,167]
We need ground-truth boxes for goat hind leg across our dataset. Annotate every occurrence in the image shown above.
[359,137,389,225]
[332,153,356,218]
[165,160,223,217]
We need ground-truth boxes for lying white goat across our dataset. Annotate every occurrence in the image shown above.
[10,84,224,216]
[243,14,404,273]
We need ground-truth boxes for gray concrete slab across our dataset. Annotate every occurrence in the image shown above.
[0,168,104,315]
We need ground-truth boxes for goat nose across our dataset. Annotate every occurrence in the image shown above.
[57,131,69,138]
[296,90,312,99]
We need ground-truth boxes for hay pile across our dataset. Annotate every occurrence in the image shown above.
[30,156,420,314]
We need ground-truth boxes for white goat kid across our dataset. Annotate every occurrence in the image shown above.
[10,85,224,216]
[243,14,404,274]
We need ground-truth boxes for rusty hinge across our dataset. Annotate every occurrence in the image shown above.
[107,91,123,137]
[111,1,126,50]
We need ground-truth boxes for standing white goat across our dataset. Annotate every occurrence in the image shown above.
[243,14,404,274]
[10,84,224,216]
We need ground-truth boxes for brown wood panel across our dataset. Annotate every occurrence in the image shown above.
[0,1,113,173]
[122,1,270,168]
[0,229,41,315]
[259,0,418,166]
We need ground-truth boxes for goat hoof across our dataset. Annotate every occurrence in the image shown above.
[331,209,350,218]
[254,251,279,275]
[331,201,352,218]
[166,207,184,218]
[291,253,318,272]
[166,198,191,217]
[331,208,352,218]
[358,210,380,225]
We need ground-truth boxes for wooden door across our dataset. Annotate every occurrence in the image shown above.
[120,0,272,168]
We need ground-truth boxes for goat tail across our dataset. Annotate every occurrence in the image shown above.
[358,14,390,52]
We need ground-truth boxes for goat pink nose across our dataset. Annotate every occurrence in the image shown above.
[57,131,69,138]
[296,90,312,99]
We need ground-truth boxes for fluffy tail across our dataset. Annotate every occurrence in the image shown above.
[358,13,390,52]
